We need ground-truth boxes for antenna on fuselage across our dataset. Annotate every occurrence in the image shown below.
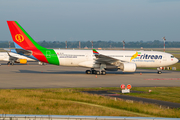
[162,36,166,52]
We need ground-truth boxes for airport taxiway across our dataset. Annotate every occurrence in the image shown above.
[0,62,180,89]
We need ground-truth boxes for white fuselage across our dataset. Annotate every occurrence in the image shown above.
[0,52,35,61]
[53,49,178,68]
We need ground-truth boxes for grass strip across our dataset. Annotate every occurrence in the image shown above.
[0,88,180,117]
[48,98,154,117]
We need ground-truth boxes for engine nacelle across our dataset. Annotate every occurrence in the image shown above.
[105,65,118,71]
[120,63,136,72]
[15,59,27,64]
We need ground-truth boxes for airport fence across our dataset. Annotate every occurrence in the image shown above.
[0,114,179,120]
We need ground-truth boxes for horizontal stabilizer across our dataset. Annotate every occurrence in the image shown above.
[15,49,32,56]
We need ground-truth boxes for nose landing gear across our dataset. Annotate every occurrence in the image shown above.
[157,68,162,74]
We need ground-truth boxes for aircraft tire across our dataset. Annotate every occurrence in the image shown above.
[86,70,91,74]
[92,70,96,74]
[101,71,106,75]
[157,71,162,74]
[96,71,100,75]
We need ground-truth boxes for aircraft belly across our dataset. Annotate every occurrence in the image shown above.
[135,60,160,67]
[59,58,85,66]
[2,59,9,61]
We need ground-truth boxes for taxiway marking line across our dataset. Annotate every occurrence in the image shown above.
[144,78,180,80]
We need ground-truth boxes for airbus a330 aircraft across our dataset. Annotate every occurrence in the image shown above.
[6,21,179,74]
[0,52,35,65]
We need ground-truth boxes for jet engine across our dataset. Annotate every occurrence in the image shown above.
[15,59,27,64]
[119,63,136,72]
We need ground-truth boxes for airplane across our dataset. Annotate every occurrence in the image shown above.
[6,21,179,74]
[0,52,35,65]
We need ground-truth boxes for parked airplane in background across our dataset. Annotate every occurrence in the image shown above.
[6,21,179,74]
[0,52,35,65]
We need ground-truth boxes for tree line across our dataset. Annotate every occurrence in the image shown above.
[0,40,180,48]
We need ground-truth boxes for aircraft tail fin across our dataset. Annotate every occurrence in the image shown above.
[6,21,60,65]
[7,21,45,50]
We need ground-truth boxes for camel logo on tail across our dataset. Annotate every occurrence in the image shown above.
[15,34,24,42]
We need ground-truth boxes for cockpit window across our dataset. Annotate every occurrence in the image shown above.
[171,56,174,58]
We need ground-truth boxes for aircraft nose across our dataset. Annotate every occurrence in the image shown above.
[174,58,179,64]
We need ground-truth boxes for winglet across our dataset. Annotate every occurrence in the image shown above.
[3,48,11,52]
[93,49,99,54]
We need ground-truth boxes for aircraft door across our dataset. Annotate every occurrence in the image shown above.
[85,53,88,60]
[4,53,8,59]
[163,55,167,61]
[85,53,91,60]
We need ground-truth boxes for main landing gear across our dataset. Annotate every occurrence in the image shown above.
[157,68,162,74]
[7,61,14,65]
[86,69,106,75]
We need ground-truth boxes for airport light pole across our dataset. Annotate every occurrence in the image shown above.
[65,41,67,49]
[122,40,125,50]
[162,37,166,52]
[91,41,93,49]
[79,41,81,49]
[9,41,11,49]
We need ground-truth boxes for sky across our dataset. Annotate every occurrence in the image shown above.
[0,0,180,42]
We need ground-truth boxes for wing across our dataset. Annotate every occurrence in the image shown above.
[15,49,32,56]
[4,49,20,61]
[6,52,18,61]
[93,49,124,66]
[4,48,32,56]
